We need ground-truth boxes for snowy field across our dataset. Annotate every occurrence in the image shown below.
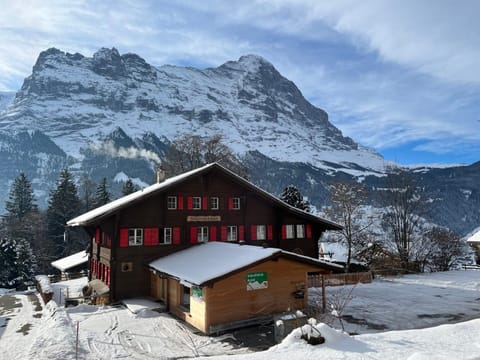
[0,270,479,359]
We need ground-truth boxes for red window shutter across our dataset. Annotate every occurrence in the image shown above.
[267,225,273,240]
[239,225,245,241]
[104,264,107,282]
[119,228,129,247]
[250,225,257,241]
[144,228,159,246]
[281,225,287,240]
[95,228,101,244]
[178,196,184,210]
[107,267,110,287]
[306,224,312,239]
[187,197,193,210]
[228,197,233,210]
[209,226,217,241]
[221,226,227,241]
[190,226,198,244]
[173,227,181,244]
[202,197,208,210]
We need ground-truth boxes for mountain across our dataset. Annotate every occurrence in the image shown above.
[0,47,385,173]
[0,48,478,236]
[0,91,15,111]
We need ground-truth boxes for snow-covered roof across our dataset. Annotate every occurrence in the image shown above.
[320,242,348,262]
[149,242,341,286]
[51,251,88,272]
[67,163,215,226]
[467,229,480,243]
[67,162,341,230]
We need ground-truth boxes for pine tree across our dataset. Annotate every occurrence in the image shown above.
[0,235,17,287]
[94,177,111,207]
[5,172,37,220]
[280,185,310,212]
[122,178,137,196]
[47,168,81,258]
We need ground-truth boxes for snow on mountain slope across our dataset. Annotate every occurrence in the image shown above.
[0,91,15,111]
[0,48,386,172]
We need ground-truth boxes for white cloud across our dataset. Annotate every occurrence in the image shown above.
[0,0,478,163]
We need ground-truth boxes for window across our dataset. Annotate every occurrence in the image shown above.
[192,197,202,210]
[296,224,305,238]
[232,197,240,210]
[285,225,295,239]
[256,225,266,240]
[162,228,172,244]
[210,197,219,210]
[197,226,209,243]
[128,228,143,246]
[227,226,237,241]
[167,196,177,210]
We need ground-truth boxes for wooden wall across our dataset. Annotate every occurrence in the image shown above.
[90,166,334,301]
[148,257,331,334]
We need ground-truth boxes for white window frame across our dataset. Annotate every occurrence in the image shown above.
[162,228,172,244]
[227,226,237,242]
[296,224,305,238]
[197,226,209,243]
[210,197,219,210]
[286,225,295,239]
[232,197,241,210]
[128,228,143,246]
[192,197,202,210]
[256,225,266,240]
[167,196,177,210]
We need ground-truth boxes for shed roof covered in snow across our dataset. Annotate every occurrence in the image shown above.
[51,251,88,272]
[148,242,342,286]
[467,229,480,243]
[67,162,341,230]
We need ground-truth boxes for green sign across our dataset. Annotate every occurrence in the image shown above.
[192,286,203,300]
[246,271,268,290]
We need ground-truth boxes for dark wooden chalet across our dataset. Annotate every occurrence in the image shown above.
[67,162,341,302]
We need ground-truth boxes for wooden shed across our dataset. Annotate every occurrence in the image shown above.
[148,242,342,334]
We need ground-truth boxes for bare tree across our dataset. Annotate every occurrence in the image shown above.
[163,133,247,177]
[327,181,370,272]
[381,167,425,270]
[427,227,465,271]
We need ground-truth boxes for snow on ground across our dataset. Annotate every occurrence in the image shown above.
[0,270,479,359]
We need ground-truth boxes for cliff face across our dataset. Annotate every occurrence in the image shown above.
[0,48,478,236]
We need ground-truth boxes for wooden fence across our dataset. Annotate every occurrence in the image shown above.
[307,272,372,288]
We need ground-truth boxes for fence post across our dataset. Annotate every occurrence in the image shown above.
[321,275,326,313]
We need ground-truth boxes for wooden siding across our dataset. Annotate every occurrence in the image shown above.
[84,166,337,302]
[203,258,329,332]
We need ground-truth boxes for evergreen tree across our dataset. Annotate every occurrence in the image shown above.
[0,234,35,289]
[94,177,111,207]
[280,185,310,212]
[79,173,96,212]
[47,168,81,258]
[5,172,37,220]
[122,178,137,196]
[0,236,17,287]
[3,172,38,242]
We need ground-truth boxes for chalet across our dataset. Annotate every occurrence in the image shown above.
[67,163,342,317]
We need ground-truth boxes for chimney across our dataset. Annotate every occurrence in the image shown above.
[156,166,166,183]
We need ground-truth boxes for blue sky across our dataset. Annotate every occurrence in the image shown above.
[0,0,479,166]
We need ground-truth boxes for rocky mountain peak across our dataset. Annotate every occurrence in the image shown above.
[92,47,127,78]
